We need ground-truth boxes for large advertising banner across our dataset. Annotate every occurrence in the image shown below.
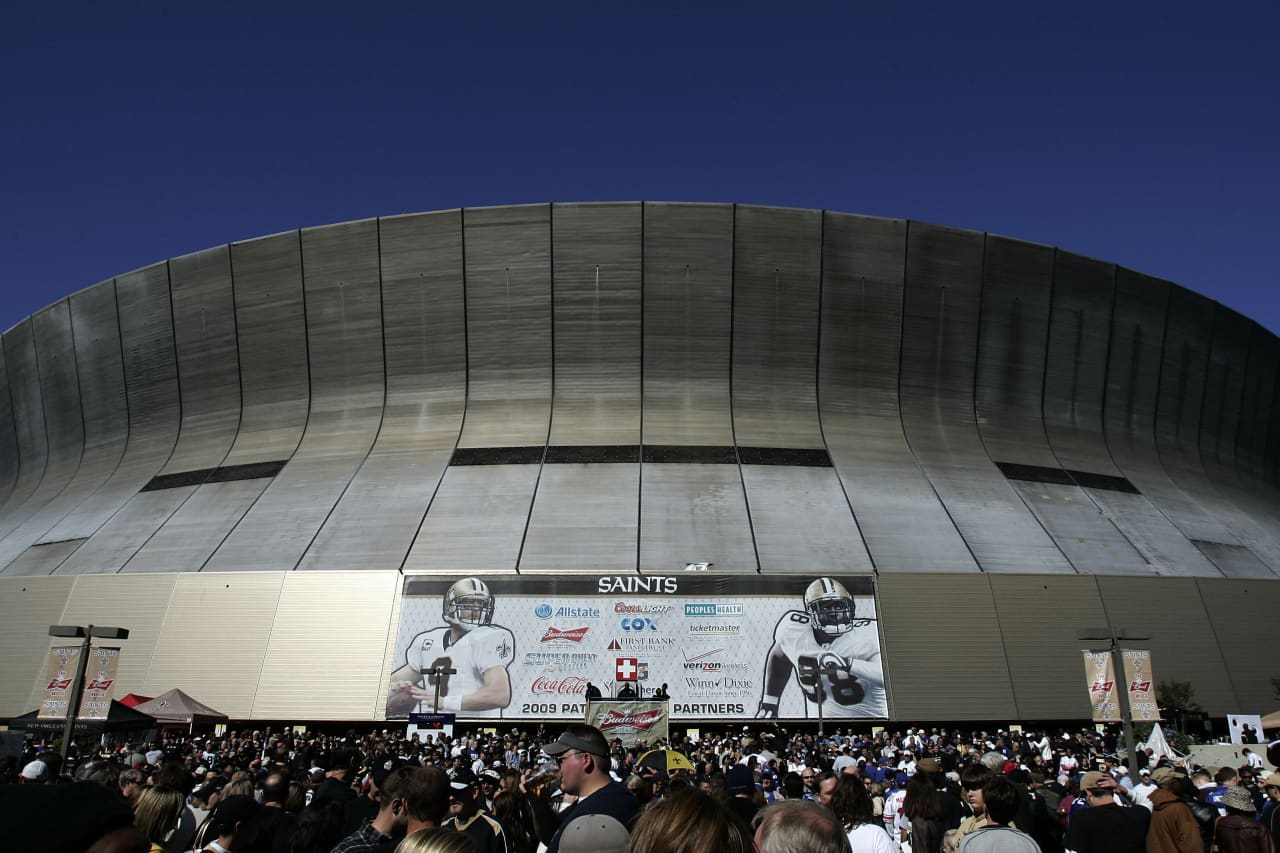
[386,574,883,721]
[37,645,81,719]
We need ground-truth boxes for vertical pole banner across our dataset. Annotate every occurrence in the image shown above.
[1120,649,1160,722]
[38,646,81,719]
[78,647,121,720]
[1082,650,1120,722]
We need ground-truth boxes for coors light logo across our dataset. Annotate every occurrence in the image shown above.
[598,708,664,734]
[540,627,590,644]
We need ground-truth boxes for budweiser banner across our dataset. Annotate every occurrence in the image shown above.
[1120,648,1161,722]
[1082,650,1121,722]
[385,574,884,721]
[585,700,669,747]
[78,647,121,720]
[37,646,82,719]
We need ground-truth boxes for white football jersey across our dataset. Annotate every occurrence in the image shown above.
[773,609,886,718]
[405,624,515,716]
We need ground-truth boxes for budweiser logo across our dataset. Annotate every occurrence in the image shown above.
[46,678,72,691]
[541,627,589,643]
[531,675,589,695]
[1129,680,1151,693]
[85,677,114,692]
[598,708,664,732]
[1090,680,1114,693]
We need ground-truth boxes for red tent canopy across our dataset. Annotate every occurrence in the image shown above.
[118,693,153,708]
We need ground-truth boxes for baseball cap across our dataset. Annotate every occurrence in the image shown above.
[916,758,941,774]
[450,768,478,790]
[542,730,607,758]
[1150,766,1179,785]
[209,795,260,833]
[1262,772,1280,788]
[726,765,755,794]
[20,760,49,782]
[1080,771,1113,791]
[558,814,630,853]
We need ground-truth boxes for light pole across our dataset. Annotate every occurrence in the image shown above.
[429,664,457,713]
[1077,626,1151,782]
[47,624,130,761]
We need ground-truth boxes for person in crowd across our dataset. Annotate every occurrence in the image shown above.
[1062,771,1148,853]
[373,766,452,853]
[753,799,852,853]
[954,764,996,849]
[443,767,508,853]
[618,682,638,700]
[725,765,760,826]
[828,774,895,853]
[332,766,411,853]
[493,789,537,853]
[901,773,945,853]
[394,827,476,853]
[955,777,1037,853]
[1261,771,1280,842]
[131,785,186,853]
[198,794,262,853]
[624,788,753,853]
[1212,785,1274,853]
[533,725,640,853]
[1145,766,1200,853]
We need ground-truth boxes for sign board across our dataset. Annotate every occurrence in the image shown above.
[37,646,81,719]
[386,574,884,721]
[585,700,669,747]
[1083,648,1160,723]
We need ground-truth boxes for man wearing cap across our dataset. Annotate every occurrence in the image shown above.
[444,767,509,853]
[1131,767,1158,810]
[533,725,638,853]
[1145,767,1199,853]
[19,759,50,784]
[1261,770,1280,842]
[1063,771,1148,853]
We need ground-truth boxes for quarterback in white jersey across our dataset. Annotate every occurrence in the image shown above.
[386,578,515,717]
[756,578,886,719]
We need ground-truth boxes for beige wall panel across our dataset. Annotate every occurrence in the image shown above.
[56,573,177,702]
[374,585,406,721]
[0,576,76,716]
[876,573,1017,719]
[1196,578,1280,712]
[1094,576,1236,715]
[252,571,397,719]
[144,572,284,718]
[988,574,1107,718]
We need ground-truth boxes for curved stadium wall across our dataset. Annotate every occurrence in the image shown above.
[0,202,1277,724]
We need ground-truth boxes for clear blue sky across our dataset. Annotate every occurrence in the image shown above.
[2,4,1276,334]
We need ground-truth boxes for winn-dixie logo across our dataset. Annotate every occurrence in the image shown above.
[684,603,743,617]
[540,627,590,644]
[531,675,589,695]
[598,708,664,733]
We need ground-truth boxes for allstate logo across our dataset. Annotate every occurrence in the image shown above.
[534,604,554,619]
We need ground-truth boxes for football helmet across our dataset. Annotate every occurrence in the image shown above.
[444,577,495,631]
[804,577,856,635]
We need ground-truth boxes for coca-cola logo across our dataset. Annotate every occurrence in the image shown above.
[540,627,590,644]
[598,708,664,732]
[530,676,589,695]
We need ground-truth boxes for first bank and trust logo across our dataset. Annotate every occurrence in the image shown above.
[684,603,744,617]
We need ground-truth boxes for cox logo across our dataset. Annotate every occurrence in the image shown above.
[534,604,553,619]
[621,617,658,632]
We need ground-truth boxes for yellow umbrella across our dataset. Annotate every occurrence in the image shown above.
[636,748,696,773]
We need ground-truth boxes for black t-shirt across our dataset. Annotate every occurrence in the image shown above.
[548,781,639,853]
[1064,803,1149,853]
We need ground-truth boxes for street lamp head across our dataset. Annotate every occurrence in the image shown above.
[48,625,86,638]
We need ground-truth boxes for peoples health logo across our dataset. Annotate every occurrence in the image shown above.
[684,603,744,617]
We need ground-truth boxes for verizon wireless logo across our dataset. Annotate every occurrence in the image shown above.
[540,627,590,644]
[598,708,664,733]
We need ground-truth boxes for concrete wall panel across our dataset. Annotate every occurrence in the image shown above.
[521,464,638,571]
[301,211,465,571]
[0,575,77,716]
[819,213,974,571]
[638,464,757,572]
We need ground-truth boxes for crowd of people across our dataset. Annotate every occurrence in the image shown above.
[2,720,1278,853]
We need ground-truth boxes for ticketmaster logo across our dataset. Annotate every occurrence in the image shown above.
[684,603,744,617]
[687,623,741,635]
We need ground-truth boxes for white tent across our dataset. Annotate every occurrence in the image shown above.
[1140,723,1183,762]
